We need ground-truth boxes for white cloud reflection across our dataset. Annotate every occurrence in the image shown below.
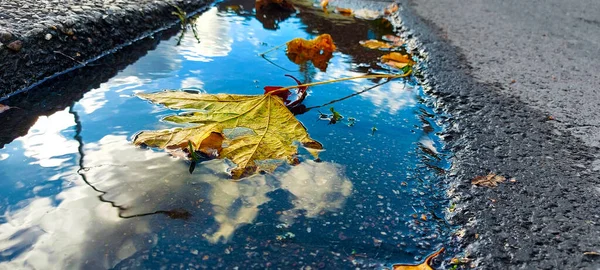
[315,64,417,115]
[16,109,77,168]
[0,135,352,268]
[178,8,233,62]
[78,76,146,114]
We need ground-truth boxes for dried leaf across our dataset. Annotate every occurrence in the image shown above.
[393,247,445,270]
[381,52,414,69]
[335,7,352,16]
[134,91,322,178]
[360,40,393,50]
[471,173,506,187]
[382,35,405,46]
[320,0,329,10]
[353,9,382,20]
[286,34,336,71]
[0,104,10,114]
[384,3,399,15]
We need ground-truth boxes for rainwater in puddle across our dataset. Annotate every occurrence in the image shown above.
[0,0,451,268]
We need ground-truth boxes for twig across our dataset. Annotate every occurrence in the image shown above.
[305,80,391,111]
[270,71,411,95]
[258,42,287,56]
[54,51,86,66]
[260,55,296,72]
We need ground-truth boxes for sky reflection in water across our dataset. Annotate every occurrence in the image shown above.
[0,0,450,268]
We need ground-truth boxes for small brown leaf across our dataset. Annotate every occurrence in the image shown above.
[359,40,393,50]
[471,173,506,187]
[0,104,10,113]
[384,3,399,15]
[335,7,352,16]
[381,52,414,69]
[393,247,444,270]
[286,34,336,71]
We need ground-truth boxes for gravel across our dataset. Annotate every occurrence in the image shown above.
[0,0,211,99]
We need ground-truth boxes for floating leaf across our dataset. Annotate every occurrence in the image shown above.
[353,9,382,20]
[134,91,322,178]
[393,247,444,270]
[381,52,414,69]
[471,173,506,187]
[384,3,399,15]
[320,0,329,10]
[360,40,393,50]
[382,35,405,46]
[335,7,352,15]
[286,34,336,71]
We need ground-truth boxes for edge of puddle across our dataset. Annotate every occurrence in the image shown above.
[395,1,600,268]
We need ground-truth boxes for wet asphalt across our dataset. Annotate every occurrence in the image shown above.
[394,0,600,268]
[1,0,599,268]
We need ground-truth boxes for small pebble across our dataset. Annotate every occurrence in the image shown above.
[45,33,52,40]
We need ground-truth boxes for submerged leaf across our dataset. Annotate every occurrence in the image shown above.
[471,173,506,187]
[134,91,322,178]
[393,247,444,270]
[286,34,336,71]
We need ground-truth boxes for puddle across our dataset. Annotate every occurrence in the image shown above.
[0,0,451,268]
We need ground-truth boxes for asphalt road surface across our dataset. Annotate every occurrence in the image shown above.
[395,0,600,268]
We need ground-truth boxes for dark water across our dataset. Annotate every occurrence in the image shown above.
[0,0,451,268]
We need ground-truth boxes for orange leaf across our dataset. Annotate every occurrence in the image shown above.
[381,52,414,69]
[286,34,336,71]
[335,7,353,15]
[384,3,399,15]
[393,247,445,270]
[360,40,393,50]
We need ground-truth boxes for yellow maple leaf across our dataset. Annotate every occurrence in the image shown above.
[134,91,322,178]
[393,247,445,270]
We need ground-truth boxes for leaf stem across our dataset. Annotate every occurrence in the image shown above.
[270,70,412,95]
[258,42,288,56]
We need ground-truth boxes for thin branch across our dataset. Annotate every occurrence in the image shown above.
[54,51,86,66]
[269,70,412,96]
[306,80,391,111]
[258,42,287,56]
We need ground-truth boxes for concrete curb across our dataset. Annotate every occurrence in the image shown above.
[0,0,211,99]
